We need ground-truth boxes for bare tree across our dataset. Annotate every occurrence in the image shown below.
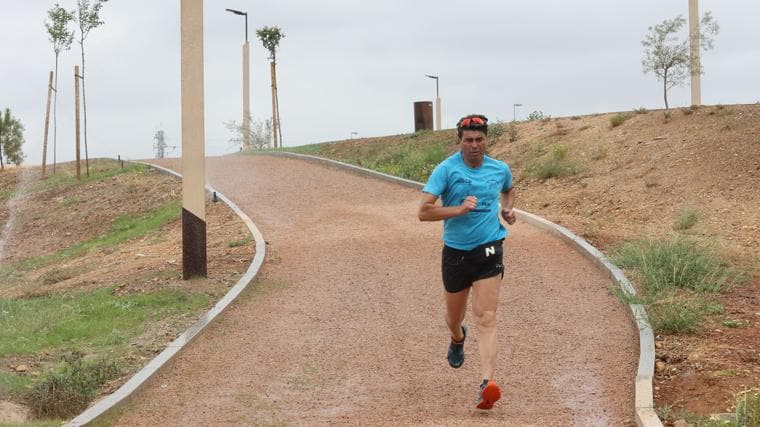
[256,26,285,148]
[76,0,108,177]
[226,116,272,150]
[45,3,75,174]
[642,13,719,109]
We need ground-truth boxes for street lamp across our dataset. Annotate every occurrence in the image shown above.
[513,103,523,122]
[226,8,250,149]
[425,74,441,130]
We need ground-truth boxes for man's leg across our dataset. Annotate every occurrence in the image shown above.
[445,288,470,341]
[471,275,501,380]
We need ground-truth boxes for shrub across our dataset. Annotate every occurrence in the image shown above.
[674,207,699,231]
[590,145,607,161]
[508,122,518,143]
[527,110,545,121]
[28,352,120,419]
[488,121,505,143]
[736,389,760,426]
[610,113,631,128]
[634,107,648,114]
[663,111,672,123]
[528,145,577,180]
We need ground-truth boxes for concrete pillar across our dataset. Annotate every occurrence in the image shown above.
[243,41,250,149]
[414,101,433,131]
[181,0,207,279]
[435,97,442,130]
[689,0,702,106]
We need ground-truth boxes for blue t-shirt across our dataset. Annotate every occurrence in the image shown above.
[423,152,513,250]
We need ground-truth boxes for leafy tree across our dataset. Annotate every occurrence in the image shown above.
[225,116,272,150]
[256,26,285,148]
[0,109,26,169]
[641,13,719,109]
[76,0,108,176]
[45,3,75,174]
[527,111,545,121]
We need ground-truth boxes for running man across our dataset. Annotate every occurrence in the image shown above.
[418,114,516,410]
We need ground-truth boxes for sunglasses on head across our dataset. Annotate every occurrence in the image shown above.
[459,117,486,127]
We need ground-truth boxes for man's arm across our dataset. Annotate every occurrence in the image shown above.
[418,192,477,222]
[500,187,516,224]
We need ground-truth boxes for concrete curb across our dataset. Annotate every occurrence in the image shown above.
[265,152,663,427]
[65,162,267,426]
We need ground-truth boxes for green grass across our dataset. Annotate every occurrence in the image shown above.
[31,161,148,194]
[28,352,120,419]
[0,188,16,202]
[674,207,699,231]
[228,236,252,248]
[528,144,577,180]
[0,287,209,357]
[0,370,32,399]
[610,113,632,128]
[613,238,742,333]
[15,199,181,271]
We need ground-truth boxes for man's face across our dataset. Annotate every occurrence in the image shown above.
[459,129,487,165]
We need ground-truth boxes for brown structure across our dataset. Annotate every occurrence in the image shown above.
[414,101,433,132]
[42,71,54,177]
[74,65,81,180]
[181,0,207,278]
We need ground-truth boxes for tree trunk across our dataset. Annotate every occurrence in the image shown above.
[663,73,669,110]
[0,134,4,170]
[272,62,283,148]
[80,42,90,176]
[53,54,60,174]
[270,61,278,148]
[42,71,54,177]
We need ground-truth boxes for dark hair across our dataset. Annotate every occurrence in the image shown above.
[456,114,489,139]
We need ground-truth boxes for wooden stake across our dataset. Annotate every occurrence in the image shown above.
[75,65,81,180]
[272,61,283,148]
[42,71,54,178]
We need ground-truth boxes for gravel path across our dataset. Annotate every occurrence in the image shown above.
[113,155,637,426]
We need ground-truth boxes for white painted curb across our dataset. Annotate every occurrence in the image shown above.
[268,152,663,427]
[65,161,267,426]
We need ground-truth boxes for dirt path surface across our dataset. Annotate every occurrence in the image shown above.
[112,155,637,426]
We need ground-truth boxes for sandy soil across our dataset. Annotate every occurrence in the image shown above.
[112,155,638,426]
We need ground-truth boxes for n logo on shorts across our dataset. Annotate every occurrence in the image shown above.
[485,246,495,257]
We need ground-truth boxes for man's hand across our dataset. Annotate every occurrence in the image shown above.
[501,208,516,225]
[460,196,478,214]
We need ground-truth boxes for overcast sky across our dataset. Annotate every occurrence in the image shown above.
[3,1,759,166]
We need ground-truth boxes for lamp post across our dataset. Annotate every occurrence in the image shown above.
[226,8,250,149]
[425,74,441,130]
[513,103,523,122]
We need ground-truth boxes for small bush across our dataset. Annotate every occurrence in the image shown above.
[590,145,607,161]
[570,116,581,120]
[610,113,631,128]
[674,207,699,231]
[508,122,518,143]
[528,145,577,180]
[663,111,672,123]
[682,107,694,116]
[634,107,648,114]
[736,388,760,426]
[28,352,120,419]
[228,237,252,248]
[527,110,545,121]
[488,121,505,143]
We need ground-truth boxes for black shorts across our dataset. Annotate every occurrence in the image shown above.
[441,239,504,293]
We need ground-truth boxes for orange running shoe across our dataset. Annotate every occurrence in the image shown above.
[476,379,501,410]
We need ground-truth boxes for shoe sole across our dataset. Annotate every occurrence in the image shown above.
[476,381,501,410]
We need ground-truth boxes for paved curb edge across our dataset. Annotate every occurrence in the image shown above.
[268,151,662,427]
[64,161,267,426]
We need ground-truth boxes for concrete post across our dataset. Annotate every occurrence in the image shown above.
[74,65,81,180]
[435,97,442,130]
[42,71,53,178]
[181,0,207,279]
[243,41,250,149]
[689,0,702,106]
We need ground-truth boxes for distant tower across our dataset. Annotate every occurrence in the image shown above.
[154,129,167,159]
